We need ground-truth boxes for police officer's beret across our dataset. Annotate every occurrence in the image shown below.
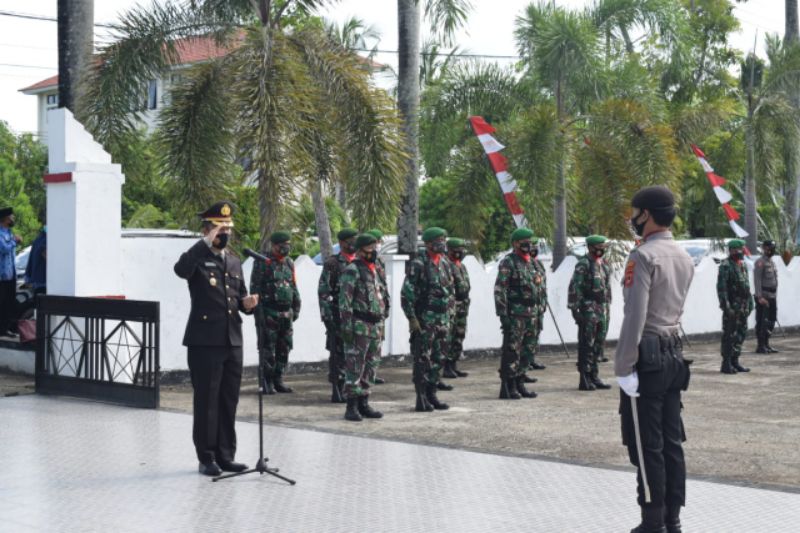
[337,228,358,241]
[198,201,235,227]
[586,235,608,246]
[0,206,14,218]
[366,229,384,240]
[631,186,675,211]
[762,239,776,248]
[355,233,377,249]
[270,231,291,244]
[728,239,746,249]
[510,228,537,243]
[422,227,447,242]
[447,238,466,248]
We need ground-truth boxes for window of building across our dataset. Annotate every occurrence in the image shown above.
[46,94,58,106]
[147,80,158,110]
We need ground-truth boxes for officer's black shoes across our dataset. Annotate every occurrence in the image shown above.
[442,360,459,379]
[591,375,612,390]
[357,396,383,418]
[720,358,737,374]
[426,384,449,410]
[452,360,469,377]
[755,345,768,354]
[262,376,276,395]
[665,505,682,533]
[766,345,779,353]
[499,378,521,400]
[374,376,387,384]
[218,460,248,472]
[198,461,223,476]
[331,382,345,404]
[530,361,546,370]
[273,377,293,393]
[578,373,596,391]
[515,376,537,398]
[436,380,454,391]
[415,385,434,412]
[598,356,610,362]
[522,373,537,383]
[630,505,667,533]
[344,397,363,421]
[732,360,750,373]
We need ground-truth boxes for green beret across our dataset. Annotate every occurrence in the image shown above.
[422,227,447,242]
[337,228,358,241]
[366,229,384,240]
[511,228,536,243]
[586,235,608,246]
[355,233,377,249]
[270,230,291,244]
[447,238,466,248]
[728,239,746,249]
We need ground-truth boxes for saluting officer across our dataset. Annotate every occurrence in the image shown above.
[174,201,259,477]
[754,239,779,354]
[615,186,694,533]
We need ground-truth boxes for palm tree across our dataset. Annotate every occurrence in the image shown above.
[785,0,800,246]
[58,0,94,111]
[79,0,407,249]
[396,0,472,255]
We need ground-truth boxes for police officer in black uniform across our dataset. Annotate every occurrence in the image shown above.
[174,201,259,476]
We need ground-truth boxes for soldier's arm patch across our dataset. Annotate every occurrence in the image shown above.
[624,260,636,288]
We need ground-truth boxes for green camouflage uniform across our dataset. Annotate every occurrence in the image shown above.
[318,252,354,385]
[447,259,471,363]
[717,258,754,363]
[339,259,387,399]
[568,254,612,375]
[250,252,301,378]
[401,253,455,386]
[495,252,547,379]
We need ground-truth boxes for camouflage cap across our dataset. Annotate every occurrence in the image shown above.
[586,235,608,246]
[511,227,537,243]
[447,238,466,249]
[728,239,746,249]
[337,228,358,241]
[422,227,447,242]
[355,233,377,249]
[366,229,384,240]
[270,230,291,244]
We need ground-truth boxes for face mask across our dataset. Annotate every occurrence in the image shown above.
[215,233,229,249]
[431,241,446,254]
[519,242,532,254]
[531,247,539,257]
[630,213,647,237]
[764,248,774,257]
[342,241,356,254]
[278,244,291,257]
[375,244,382,254]
[731,251,743,260]
[364,250,377,263]
[592,248,605,258]
[8,220,15,228]
[451,250,464,261]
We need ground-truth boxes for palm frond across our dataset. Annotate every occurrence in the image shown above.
[424,0,472,47]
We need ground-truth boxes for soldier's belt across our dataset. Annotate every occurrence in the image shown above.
[264,301,292,311]
[353,310,383,324]
[508,297,536,306]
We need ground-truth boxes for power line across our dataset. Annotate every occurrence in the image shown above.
[0,9,116,28]
[0,62,57,71]
[354,48,520,60]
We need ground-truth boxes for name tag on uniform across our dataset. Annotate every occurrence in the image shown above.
[205,261,217,267]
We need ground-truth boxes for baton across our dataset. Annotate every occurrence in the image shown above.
[630,395,651,504]
[679,322,691,348]
[547,302,570,358]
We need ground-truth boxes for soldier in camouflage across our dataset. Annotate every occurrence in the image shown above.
[401,227,455,412]
[568,234,612,391]
[318,228,359,403]
[250,231,301,394]
[494,228,543,400]
[339,233,387,421]
[366,229,391,384]
[717,239,754,374]
[442,238,470,379]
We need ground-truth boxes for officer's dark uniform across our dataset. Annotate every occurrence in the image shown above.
[615,187,694,533]
[754,240,779,353]
[174,202,252,473]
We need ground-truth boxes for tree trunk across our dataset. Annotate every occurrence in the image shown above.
[786,0,800,245]
[744,111,758,250]
[552,77,568,270]
[312,180,334,260]
[787,0,799,43]
[396,0,421,255]
[57,0,94,112]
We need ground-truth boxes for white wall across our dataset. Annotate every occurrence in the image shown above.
[118,238,800,371]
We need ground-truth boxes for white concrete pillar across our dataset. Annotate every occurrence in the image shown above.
[44,108,125,297]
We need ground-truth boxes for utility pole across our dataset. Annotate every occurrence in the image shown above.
[57,0,94,112]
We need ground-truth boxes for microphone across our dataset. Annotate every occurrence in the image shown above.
[243,248,269,262]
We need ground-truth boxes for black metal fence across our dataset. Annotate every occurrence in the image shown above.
[36,296,160,408]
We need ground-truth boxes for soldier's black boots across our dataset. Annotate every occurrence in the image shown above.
[515,376,537,398]
[273,375,293,393]
[732,357,750,373]
[630,505,667,533]
[442,360,459,379]
[437,380,454,391]
[499,378,521,400]
[426,383,449,410]
[262,374,276,395]
[374,376,387,384]
[331,381,345,404]
[578,372,596,391]
[452,359,469,377]
[720,358,737,374]
[591,373,612,389]
[344,397,363,421]
[665,505,682,533]
[522,373,538,383]
[530,361,546,370]
[357,396,383,418]
[415,382,434,412]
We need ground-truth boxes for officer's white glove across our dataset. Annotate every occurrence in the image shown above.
[617,372,640,397]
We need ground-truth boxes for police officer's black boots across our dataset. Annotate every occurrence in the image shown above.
[578,370,596,391]
[530,359,546,370]
[499,377,521,399]
[720,357,737,374]
[591,371,612,390]
[273,374,293,393]
[732,356,750,373]
[452,359,469,377]
[344,397,362,421]
[357,396,383,418]
[426,383,450,410]
[515,376,537,398]
[331,380,345,404]
[415,381,434,412]
[442,359,458,379]
[630,505,667,533]
[262,371,276,395]
[755,331,768,354]
[665,505,682,533]
[766,334,779,353]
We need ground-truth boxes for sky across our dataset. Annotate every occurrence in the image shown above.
[0,0,786,137]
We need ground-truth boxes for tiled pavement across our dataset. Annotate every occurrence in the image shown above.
[1,395,798,532]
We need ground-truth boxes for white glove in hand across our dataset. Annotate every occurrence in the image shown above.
[617,372,640,397]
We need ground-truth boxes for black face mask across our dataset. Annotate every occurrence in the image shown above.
[431,241,446,254]
[519,242,532,254]
[630,213,647,237]
[364,250,377,263]
[764,248,774,257]
[278,244,291,257]
[342,241,356,254]
[451,250,464,261]
[215,233,229,249]
[731,251,743,260]
[592,248,605,258]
